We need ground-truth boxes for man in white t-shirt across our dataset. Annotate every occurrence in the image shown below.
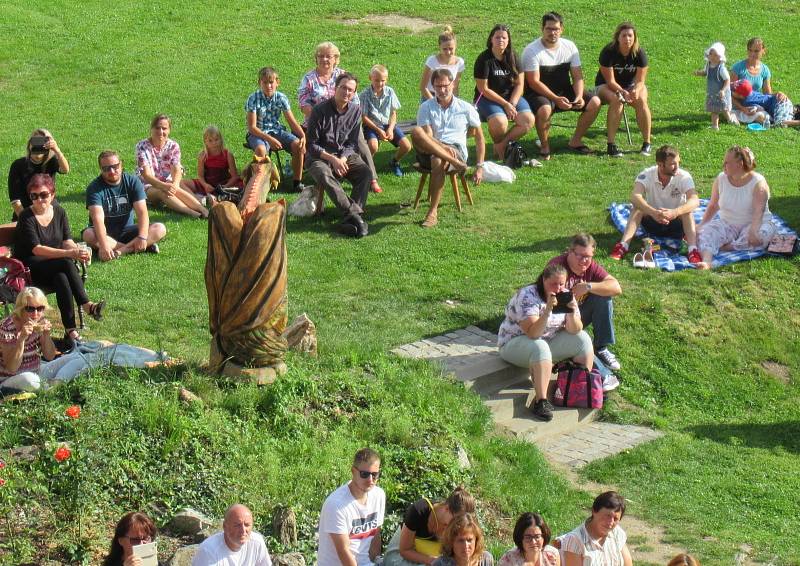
[521,12,601,160]
[193,504,272,566]
[317,448,386,566]
[610,145,701,264]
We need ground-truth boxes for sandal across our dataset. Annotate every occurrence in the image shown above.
[88,300,106,321]
[567,144,594,155]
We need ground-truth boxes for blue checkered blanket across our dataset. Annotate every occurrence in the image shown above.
[608,200,797,271]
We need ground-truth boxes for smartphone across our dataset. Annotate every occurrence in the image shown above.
[29,135,48,153]
[553,291,574,314]
[132,541,158,566]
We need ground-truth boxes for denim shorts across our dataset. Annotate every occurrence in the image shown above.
[247,130,298,150]
[362,124,406,147]
[476,96,532,121]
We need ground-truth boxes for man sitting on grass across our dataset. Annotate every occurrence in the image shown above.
[82,150,166,261]
[610,145,701,264]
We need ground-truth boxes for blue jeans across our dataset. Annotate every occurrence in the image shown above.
[579,294,616,377]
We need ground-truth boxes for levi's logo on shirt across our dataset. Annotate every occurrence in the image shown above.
[350,513,379,539]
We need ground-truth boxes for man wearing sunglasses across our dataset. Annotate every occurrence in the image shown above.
[81,150,167,261]
[318,448,385,566]
[548,233,623,381]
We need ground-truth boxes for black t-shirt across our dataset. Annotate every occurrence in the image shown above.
[14,203,72,262]
[473,48,519,101]
[595,44,648,88]
[7,156,60,219]
[403,499,437,540]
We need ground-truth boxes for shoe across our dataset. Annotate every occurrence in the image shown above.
[370,179,383,194]
[640,142,652,156]
[88,300,106,321]
[390,160,403,177]
[145,243,160,254]
[602,374,620,392]
[531,399,554,422]
[567,144,594,155]
[346,213,369,238]
[687,249,703,265]
[596,348,621,371]
[607,143,623,158]
[609,242,628,260]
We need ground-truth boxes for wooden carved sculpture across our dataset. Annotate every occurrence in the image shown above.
[205,155,287,381]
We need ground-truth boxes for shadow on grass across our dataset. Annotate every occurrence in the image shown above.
[686,420,800,454]
[770,195,800,228]
[288,202,408,236]
[508,230,623,255]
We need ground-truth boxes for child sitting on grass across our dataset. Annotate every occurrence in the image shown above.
[732,79,796,127]
[181,125,242,203]
[245,66,307,191]
[359,64,412,178]
[693,42,737,129]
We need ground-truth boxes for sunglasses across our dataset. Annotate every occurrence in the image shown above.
[356,469,381,480]
[101,162,122,173]
[29,191,51,200]
[25,305,46,313]
[123,535,152,545]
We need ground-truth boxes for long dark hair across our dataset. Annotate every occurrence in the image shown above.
[104,512,157,566]
[534,264,567,300]
[486,24,519,80]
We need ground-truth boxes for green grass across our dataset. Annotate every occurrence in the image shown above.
[1,1,799,564]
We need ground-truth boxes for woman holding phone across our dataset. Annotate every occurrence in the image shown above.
[497,264,593,422]
[103,512,163,566]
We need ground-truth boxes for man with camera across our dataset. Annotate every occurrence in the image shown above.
[610,145,701,264]
[548,233,623,376]
[522,11,601,160]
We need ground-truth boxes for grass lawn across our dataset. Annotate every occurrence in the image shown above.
[1,1,799,564]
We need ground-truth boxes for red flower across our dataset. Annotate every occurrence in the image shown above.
[65,405,81,419]
[54,446,71,462]
[0,459,5,470]
[0,478,6,486]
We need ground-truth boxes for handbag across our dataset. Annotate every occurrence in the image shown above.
[414,498,443,557]
[0,257,32,293]
[552,361,603,409]
[504,141,527,169]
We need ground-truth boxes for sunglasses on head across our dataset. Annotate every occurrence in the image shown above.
[356,469,381,480]
[29,191,51,200]
[25,305,46,313]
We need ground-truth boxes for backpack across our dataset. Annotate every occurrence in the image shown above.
[552,361,603,409]
[0,257,31,294]
[504,141,527,169]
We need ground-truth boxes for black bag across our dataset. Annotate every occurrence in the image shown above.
[213,185,243,205]
[504,141,527,169]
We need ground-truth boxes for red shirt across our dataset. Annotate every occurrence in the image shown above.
[548,253,610,290]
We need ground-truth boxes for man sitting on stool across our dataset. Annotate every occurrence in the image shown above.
[306,72,371,238]
[411,68,485,228]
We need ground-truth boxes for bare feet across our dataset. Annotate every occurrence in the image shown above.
[421,213,438,228]
[696,262,711,270]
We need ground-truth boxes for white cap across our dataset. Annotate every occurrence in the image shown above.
[705,42,726,62]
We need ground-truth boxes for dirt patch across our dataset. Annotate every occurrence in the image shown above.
[760,360,791,384]
[342,14,437,32]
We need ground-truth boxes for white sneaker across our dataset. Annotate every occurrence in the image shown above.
[602,374,620,392]
[596,348,621,371]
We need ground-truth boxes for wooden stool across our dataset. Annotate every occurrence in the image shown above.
[413,166,474,212]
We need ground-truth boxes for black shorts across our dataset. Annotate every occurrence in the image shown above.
[417,143,462,171]
[82,224,139,244]
[525,90,598,114]
[642,215,684,239]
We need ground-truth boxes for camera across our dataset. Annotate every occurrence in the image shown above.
[29,136,48,154]
[553,291,574,314]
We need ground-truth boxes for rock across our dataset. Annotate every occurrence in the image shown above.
[166,508,217,536]
[179,388,202,405]
[456,445,471,469]
[168,544,200,566]
[194,526,220,543]
[272,506,298,546]
[274,552,306,566]
[7,445,39,461]
[283,314,318,356]
[220,360,288,385]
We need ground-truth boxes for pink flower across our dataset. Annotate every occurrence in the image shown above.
[65,405,81,419]
[0,478,5,487]
[54,446,71,462]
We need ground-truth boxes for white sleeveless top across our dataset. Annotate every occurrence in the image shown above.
[717,171,772,225]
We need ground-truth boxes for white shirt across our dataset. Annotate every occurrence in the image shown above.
[192,531,272,566]
[317,482,386,566]
[634,165,696,209]
[521,37,581,72]
[559,523,627,566]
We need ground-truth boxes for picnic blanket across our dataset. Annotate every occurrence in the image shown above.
[608,200,797,271]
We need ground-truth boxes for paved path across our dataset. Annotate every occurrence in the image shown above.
[393,326,662,461]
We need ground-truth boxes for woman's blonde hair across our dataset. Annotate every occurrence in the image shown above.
[27,128,55,162]
[439,25,455,44]
[440,513,485,566]
[203,125,224,147]
[315,41,340,61]
[14,287,49,318]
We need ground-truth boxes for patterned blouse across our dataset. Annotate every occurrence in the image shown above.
[0,316,41,379]
[135,138,182,183]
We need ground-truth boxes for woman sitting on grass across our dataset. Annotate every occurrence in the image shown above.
[560,491,632,566]
[14,174,104,347]
[7,128,70,220]
[499,513,559,566]
[136,113,209,218]
[433,513,494,566]
[473,24,535,160]
[385,487,476,566]
[104,511,162,566]
[696,146,776,269]
[497,264,594,422]
[0,287,57,395]
[729,37,788,124]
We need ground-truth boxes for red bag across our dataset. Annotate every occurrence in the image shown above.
[0,257,32,293]
[552,362,603,409]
